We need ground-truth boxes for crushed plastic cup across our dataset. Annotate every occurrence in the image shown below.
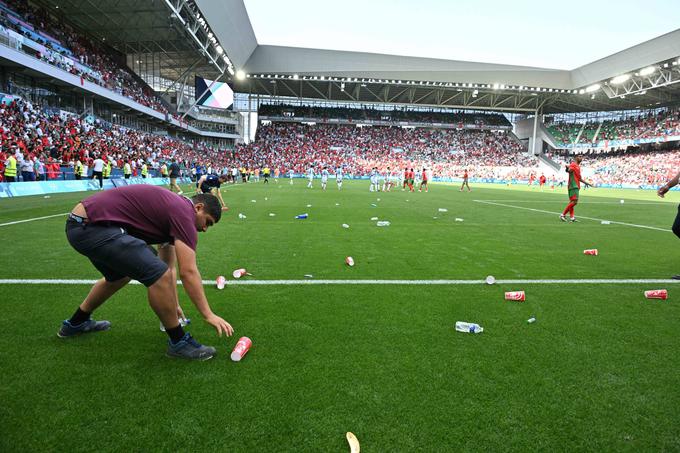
[601,220,611,225]
[455,218,464,222]
[455,321,483,333]
[230,337,252,362]
[251,199,256,203]
[306,204,312,207]
[345,256,355,267]
[583,249,599,256]
[370,217,379,221]
[376,221,391,227]
[342,224,350,229]
[216,275,226,289]
[620,199,625,204]
[377,198,381,201]
[644,289,668,300]
[238,213,247,219]
[438,208,448,212]
[433,217,438,219]
[304,274,314,278]
[485,275,496,285]
[335,203,340,206]
[269,213,276,217]
[527,317,536,324]
[264,197,268,201]
[505,291,525,301]
[160,317,191,332]
[295,213,308,219]
[370,203,377,207]
[232,268,251,279]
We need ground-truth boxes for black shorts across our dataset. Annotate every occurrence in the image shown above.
[65,219,168,287]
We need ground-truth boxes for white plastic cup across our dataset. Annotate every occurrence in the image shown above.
[345,256,355,266]
[232,268,247,279]
[485,275,496,285]
[216,275,226,289]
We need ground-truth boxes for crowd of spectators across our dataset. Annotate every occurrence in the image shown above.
[259,103,511,127]
[546,108,680,145]
[0,0,168,113]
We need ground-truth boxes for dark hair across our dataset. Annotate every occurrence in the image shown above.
[191,193,222,223]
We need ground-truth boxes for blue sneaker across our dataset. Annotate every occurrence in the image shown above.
[166,333,216,361]
[58,319,111,338]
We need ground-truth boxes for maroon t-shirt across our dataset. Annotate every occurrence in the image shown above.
[82,185,198,250]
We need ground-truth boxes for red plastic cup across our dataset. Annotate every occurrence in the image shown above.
[583,249,599,256]
[345,256,355,267]
[232,268,247,279]
[231,337,252,362]
[644,289,668,300]
[505,291,525,301]
[216,275,226,290]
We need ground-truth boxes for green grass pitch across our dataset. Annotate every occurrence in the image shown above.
[1,179,680,451]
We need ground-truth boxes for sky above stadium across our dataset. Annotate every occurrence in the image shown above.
[244,0,680,70]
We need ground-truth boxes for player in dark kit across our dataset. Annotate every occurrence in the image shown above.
[58,185,233,361]
[196,173,229,211]
[560,155,592,222]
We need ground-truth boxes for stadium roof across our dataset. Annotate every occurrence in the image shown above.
[39,0,680,114]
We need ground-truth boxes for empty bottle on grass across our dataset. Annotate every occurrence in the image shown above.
[455,321,484,333]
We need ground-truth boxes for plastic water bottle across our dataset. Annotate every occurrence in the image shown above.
[455,321,483,333]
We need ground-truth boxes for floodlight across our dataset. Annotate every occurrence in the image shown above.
[585,84,600,93]
[639,66,656,76]
[235,70,246,80]
[610,74,630,84]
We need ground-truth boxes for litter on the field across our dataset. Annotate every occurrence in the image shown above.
[345,256,355,266]
[251,199,256,203]
[645,289,668,300]
[160,317,190,332]
[306,204,312,207]
[370,203,377,207]
[455,218,464,222]
[216,275,226,289]
[584,249,598,256]
[620,199,625,204]
[232,268,252,279]
[455,321,483,333]
[438,208,448,212]
[601,220,611,225]
[264,197,268,201]
[527,317,536,324]
[238,213,247,219]
[231,336,252,362]
[370,217,379,221]
[304,274,314,278]
[346,432,360,453]
[505,291,525,301]
[295,213,308,219]
[485,275,495,285]
[376,221,390,227]
[342,223,350,228]
[269,213,276,217]
[377,198,381,201]
[433,216,438,219]
[43,195,51,199]
[335,203,340,206]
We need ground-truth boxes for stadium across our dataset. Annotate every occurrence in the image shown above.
[2,0,680,450]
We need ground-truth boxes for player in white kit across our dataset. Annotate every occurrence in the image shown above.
[369,167,379,192]
[307,166,314,188]
[288,169,294,185]
[336,167,344,190]
[321,166,329,190]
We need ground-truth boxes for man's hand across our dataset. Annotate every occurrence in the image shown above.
[658,184,670,198]
[204,313,234,337]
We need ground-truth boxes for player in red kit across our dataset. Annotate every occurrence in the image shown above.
[460,169,471,192]
[560,155,592,222]
[539,174,546,191]
[402,168,409,191]
[418,168,429,192]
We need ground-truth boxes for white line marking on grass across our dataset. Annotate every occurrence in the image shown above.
[473,200,671,232]
[0,278,678,286]
[481,199,670,205]
[0,212,68,227]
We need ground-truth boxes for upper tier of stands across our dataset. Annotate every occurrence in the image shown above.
[0,0,170,114]
[546,108,680,145]
[259,103,512,128]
